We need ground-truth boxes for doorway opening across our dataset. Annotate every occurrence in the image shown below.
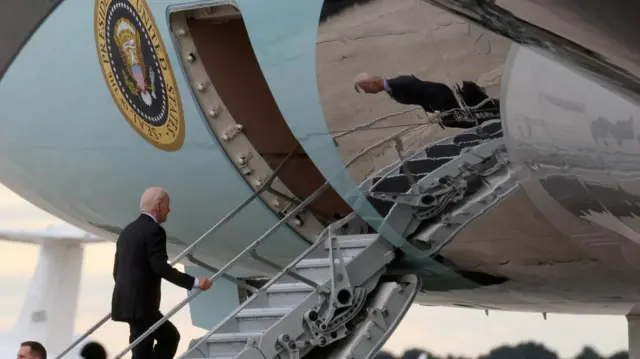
[171,5,354,241]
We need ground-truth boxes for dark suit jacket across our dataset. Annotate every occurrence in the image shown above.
[111,214,195,322]
[385,75,500,128]
[386,75,459,113]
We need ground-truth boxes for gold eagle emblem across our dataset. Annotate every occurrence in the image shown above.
[113,18,156,106]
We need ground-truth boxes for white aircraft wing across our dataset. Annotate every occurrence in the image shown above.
[0,222,107,356]
[0,223,107,244]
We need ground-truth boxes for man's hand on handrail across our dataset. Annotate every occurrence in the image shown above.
[197,277,214,290]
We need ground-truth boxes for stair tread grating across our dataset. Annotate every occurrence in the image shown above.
[453,133,482,144]
[371,174,425,194]
[267,282,315,293]
[236,306,296,318]
[324,234,378,249]
[482,121,502,134]
[426,143,463,158]
[400,157,452,176]
[296,257,353,268]
[206,332,264,343]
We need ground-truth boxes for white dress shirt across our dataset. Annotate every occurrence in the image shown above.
[383,79,392,93]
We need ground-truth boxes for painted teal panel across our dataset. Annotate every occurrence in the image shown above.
[184,264,240,330]
[0,0,309,277]
[235,0,427,259]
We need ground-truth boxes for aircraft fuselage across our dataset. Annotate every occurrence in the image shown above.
[2,0,640,317]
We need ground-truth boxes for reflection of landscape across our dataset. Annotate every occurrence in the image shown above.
[376,342,628,359]
[316,0,510,183]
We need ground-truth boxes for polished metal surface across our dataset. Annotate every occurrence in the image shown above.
[317,0,508,184]
[316,0,640,314]
[424,0,640,257]
[424,0,640,102]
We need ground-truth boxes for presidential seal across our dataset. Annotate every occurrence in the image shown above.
[94,0,185,151]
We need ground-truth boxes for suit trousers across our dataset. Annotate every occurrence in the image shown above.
[128,312,181,359]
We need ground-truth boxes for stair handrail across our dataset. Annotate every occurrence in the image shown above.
[187,254,260,293]
[53,146,300,359]
[332,107,422,139]
[332,96,497,140]
[337,97,501,200]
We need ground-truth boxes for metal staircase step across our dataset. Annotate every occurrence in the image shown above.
[207,332,262,343]
[323,234,376,258]
[426,143,462,158]
[296,256,353,269]
[324,234,377,249]
[483,121,502,135]
[273,256,356,285]
[453,133,481,144]
[205,355,240,359]
[235,306,295,332]
[362,120,506,218]
[400,157,451,176]
[371,174,425,194]
[203,332,263,356]
[247,283,315,308]
[267,282,314,293]
[294,257,353,281]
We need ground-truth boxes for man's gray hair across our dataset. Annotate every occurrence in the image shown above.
[140,187,169,212]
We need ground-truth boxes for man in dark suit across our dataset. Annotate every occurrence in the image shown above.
[111,187,213,359]
[354,72,500,128]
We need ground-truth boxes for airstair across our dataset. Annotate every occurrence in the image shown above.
[55,99,517,359]
[360,118,516,253]
[184,224,416,359]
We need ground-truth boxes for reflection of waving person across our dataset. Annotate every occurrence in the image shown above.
[354,72,499,128]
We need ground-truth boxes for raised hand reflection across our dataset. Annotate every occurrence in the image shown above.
[354,72,500,129]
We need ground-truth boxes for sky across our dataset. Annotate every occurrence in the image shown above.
[0,184,629,359]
